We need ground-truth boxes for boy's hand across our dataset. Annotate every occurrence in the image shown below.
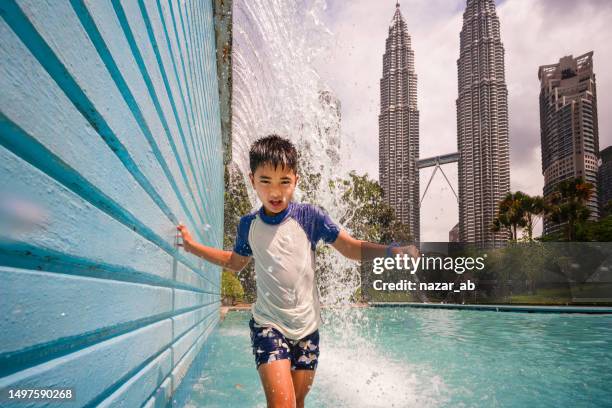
[173,223,248,272]
[392,244,420,259]
[176,223,194,249]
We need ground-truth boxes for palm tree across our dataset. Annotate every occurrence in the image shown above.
[545,178,594,241]
[520,195,545,241]
[492,192,527,241]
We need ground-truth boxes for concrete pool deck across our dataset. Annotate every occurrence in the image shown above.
[370,302,612,314]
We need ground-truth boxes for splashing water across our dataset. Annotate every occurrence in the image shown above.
[232,0,445,406]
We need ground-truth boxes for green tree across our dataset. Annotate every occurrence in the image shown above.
[334,171,411,244]
[492,191,527,241]
[222,270,245,305]
[520,195,546,241]
[545,177,594,241]
[575,215,612,241]
[325,171,411,303]
[600,200,612,218]
[224,163,256,301]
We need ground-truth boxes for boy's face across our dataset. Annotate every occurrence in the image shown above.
[249,163,299,215]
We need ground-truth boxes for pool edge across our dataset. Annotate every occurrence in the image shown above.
[369,302,612,314]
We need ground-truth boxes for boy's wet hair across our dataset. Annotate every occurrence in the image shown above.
[249,134,298,174]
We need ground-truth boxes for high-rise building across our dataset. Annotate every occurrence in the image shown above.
[449,223,460,243]
[538,52,600,234]
[456,0,510,246]
[598,146,612,217]
[378,2,420,242]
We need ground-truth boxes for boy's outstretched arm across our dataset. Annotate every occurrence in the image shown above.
[331,230,420,261]
[177,224,251,273]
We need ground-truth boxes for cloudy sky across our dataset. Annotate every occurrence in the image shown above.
[311,0,612,241]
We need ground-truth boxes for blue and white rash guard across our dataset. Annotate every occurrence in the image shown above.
[233,201,340,340]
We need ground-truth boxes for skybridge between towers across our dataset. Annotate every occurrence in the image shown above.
[417,152,459,208]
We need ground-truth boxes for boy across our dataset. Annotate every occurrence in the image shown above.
[177,135,419,408]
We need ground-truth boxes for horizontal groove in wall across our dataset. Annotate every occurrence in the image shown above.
[169,1,205,159]
[123,0,210,212]
[0,244,220,296]
[171,306,218,355]
[0,117,219,289]
[187,0,216,168]
[150,0,211,204]
[0,1,210,248]
[1,1,224,406]
[165,314,219,400]
[96,347,172,408]
[71,0,209,230]
[0,298,219,378]
[86,307,219,408]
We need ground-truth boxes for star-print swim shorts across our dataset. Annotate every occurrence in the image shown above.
[249,316,320,370]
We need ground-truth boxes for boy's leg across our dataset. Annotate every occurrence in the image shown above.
[258,359,296,408]
[291,369,316,408]
[289,329,320,408]
[249,317,296,407]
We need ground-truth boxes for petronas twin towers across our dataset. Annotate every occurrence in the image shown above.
[379,0,510,245]
[456,0,510,245]
[379,3,420,242]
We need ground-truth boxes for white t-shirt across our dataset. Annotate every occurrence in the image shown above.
[233,201,340,339]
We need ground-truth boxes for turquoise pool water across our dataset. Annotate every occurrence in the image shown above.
[177,308,612,407]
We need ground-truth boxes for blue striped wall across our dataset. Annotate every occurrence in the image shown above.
[0,0,223,406]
